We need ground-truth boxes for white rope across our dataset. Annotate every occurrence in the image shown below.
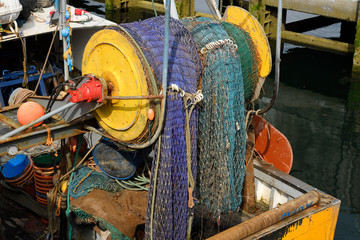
[200,38,238,54]
[168,84,203,107]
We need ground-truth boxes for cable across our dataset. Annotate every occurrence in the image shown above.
[151,0,158,17]
[33,22,59,95]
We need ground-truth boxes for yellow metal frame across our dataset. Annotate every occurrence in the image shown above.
[82,29,149,141]
[223,6,272,78]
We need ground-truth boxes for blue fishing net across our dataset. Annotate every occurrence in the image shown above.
[121,16,201,239]
[181,17,247,214]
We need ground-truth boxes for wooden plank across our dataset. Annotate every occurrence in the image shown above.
[264,0,358,22]
[285,16,339,33]
[0,113,20,129]
[280,30,354,55]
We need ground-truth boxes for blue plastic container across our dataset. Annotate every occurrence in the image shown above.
[92,139,144,180]
[0,154,30,179]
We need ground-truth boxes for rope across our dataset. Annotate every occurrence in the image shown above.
[62,7,73,72]
[200,39,238,54]
[66,135,83,240]
[169,84,203,239]
[59,141,100,182]
[31,11,46,23]
[151,0,158,17]
[245,110,260,132]
[43,124,58,156]
[150,134,161,240]
[8,88,34,105]
[9,22,28,88]
[33,22,59,95]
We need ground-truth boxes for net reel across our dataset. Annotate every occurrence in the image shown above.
[80,27,161,145]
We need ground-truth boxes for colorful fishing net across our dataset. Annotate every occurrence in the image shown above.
[71,207,130,240]
[181,17,247,214]
[121,16,202,239]
[68,166,129,239]
[221,22,259,102]
[69,166,122,200]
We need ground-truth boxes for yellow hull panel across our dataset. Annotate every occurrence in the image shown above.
[281,204,340,240]
[246,198,340,240]
[223,6,272,78]
[82,29,149,141]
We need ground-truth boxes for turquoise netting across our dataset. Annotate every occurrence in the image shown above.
[221,22,259,102]
[181,17,247,214]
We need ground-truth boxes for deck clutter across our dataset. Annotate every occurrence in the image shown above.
[0,0,341,239]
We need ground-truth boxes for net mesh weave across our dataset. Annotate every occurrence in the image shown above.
[221,22,259,102]
[71,207,130,240]
[121,16,202,240]
[69,166,128,239]
[69,166,122,200]
[181,17,247,214]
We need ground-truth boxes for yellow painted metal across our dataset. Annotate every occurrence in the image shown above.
[243,198,341,240]
[280,204,340,240]
[222,6,272,78]
[82,29,149,141]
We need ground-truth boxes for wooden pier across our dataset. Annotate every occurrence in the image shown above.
[245,0,360,110]
[118,0,360,110]
[105,0,129,10]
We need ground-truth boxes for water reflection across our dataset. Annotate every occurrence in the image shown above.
[66,2,360,238]
[259,46,360,239]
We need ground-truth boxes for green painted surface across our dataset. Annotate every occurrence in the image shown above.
[105,0,113,10]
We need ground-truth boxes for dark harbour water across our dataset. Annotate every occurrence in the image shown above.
[69,1,360,239]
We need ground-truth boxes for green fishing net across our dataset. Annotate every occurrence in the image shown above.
[221,22,259,102]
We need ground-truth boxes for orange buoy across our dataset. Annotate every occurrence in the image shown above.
[147,108,155,121]
[17,101,45,127]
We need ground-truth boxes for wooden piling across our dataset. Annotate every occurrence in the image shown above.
[105,0,129,10]
[177,0,195,18]
[348,8,360,111]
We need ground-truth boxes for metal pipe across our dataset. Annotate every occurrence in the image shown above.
[258,0,282,115]
[163,0,178,19]
[207,190,320,240]
[105,95,164,100]
[0,102,77,141]
[125,0,171,149]
[60,0,69,81]
[210,0,222,20]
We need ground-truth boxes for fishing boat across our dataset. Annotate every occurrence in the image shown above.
[0,0,340,239]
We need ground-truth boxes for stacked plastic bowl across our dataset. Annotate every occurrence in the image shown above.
[33,154,60,206]
[1,154,35,197]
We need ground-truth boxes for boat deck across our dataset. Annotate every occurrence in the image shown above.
[0,6,115,42]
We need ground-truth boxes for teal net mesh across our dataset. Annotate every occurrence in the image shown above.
[68,166,128,239]
[221,22,259,102]
[70,207,130,240]
[69,166,122,199]
[181,17,247,214]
